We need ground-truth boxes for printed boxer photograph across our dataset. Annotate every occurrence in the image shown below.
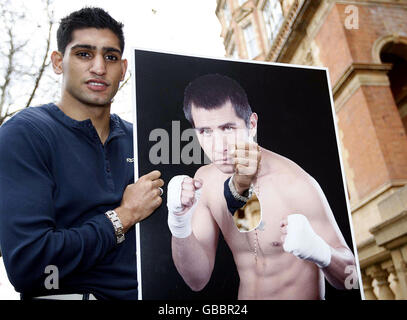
[132,49,362,300]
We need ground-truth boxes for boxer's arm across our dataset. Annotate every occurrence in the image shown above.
[170,168,219,291]
[308,178,356,290]
[282,175,356,290]
[171,201,219,291]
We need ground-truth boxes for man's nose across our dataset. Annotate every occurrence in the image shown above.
[89,54,107,76]
[212,132,231,154]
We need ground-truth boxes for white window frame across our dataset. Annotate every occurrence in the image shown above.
[223,1,232,26]
[262,0,284,45]
[243,23,259,59]
[230,42,239,59]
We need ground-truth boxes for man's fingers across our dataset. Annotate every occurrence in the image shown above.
[152,179,164,188]
[182,181,195,191]
[154,196,163,207]
[233,149,259,160]
[235,141,254,150]
[229,142,259,153]
[233,157,259,166]
[193,178,203,189]
[181,195,194,207]
[181,189,195,199]
[182,177,203,191]
[182,176,194,184]
[236,141,259,151]
[144,170,161,181]
[235,162,259,176]
[152,188,161,197]
[235,164,252,175]
[233,158,250,166]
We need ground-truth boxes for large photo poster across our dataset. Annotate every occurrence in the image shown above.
[132,49,362,300]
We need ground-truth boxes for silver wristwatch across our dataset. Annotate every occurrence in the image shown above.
[105,210,125,244]
[228,174,254,202]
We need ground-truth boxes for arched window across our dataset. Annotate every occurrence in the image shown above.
[380,42,407,134]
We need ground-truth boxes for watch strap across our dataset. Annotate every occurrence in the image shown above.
[228,174,253,202]
[105,210,125,244]
[224,176,253,215]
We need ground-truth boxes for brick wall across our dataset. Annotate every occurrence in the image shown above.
[315,2,407,207]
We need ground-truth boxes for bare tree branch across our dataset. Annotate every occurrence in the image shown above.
[0,27,17,118]
[24,13,53,108]
[0,107,24,124]
[0,0,55,125]
[118,71,132,92]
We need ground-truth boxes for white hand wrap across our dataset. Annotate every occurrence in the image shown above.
[283,214,331,268]
[167,175,201,238]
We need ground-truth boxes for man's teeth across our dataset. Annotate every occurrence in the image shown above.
[88,82,105,86]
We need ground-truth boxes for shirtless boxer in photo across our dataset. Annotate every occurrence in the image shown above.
[167,74,356,300]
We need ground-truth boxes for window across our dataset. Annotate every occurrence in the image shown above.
[262,0,284,45]
[230,43,239,59]
[243,23,259,59]
[223,1,231,26]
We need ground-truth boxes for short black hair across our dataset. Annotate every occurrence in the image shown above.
[57,7,125,55]
[183,74,252,128]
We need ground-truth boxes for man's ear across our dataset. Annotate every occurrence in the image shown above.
[51,51,63,75]
[120,59,128,81]
[249,112,258,137]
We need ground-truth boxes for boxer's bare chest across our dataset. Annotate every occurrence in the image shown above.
[206,175,297,257]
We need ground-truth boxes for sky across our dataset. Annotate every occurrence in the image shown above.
[1,0,226,122]
[36,0,226,121]
[0,0,226,299]
[51,0,226,57]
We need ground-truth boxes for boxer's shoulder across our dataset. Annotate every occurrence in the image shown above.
[263,152,322,210]
[194,164,230,207]
[194,164,212,179]
[194,164,228,181]
[261,150,307,184]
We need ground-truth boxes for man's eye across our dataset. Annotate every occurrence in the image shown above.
[76,52,91,58]
[200,129,212,136]
[105,55,118,61]
[223,126,234,132]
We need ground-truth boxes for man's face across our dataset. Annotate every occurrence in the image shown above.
[59,28,127,107]
[192,100,257,174]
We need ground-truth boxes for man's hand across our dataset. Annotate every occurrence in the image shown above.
[178,177,203,214]
[230,142,261,195]
[280,214,332,268]
[115,170,164,232]
[167,175,203,238]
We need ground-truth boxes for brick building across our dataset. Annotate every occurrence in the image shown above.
[216,0,407,299]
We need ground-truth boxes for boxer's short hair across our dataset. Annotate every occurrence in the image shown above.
[57,7,125,55]
[183,74,252,128]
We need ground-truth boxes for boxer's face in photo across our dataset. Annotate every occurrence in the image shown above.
[192,100,257,173]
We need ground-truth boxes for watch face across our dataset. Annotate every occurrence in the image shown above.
[117,235,125,244]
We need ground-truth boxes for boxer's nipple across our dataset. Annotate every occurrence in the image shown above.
[272,241,282,247]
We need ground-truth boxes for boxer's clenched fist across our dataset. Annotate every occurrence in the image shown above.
[179,177,203,213]
[229,142,261,194]
[167,175,202,238]
[280,214,331,268]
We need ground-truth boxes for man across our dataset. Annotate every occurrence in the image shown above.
[0,7,164,300]
[167,74,356,299]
